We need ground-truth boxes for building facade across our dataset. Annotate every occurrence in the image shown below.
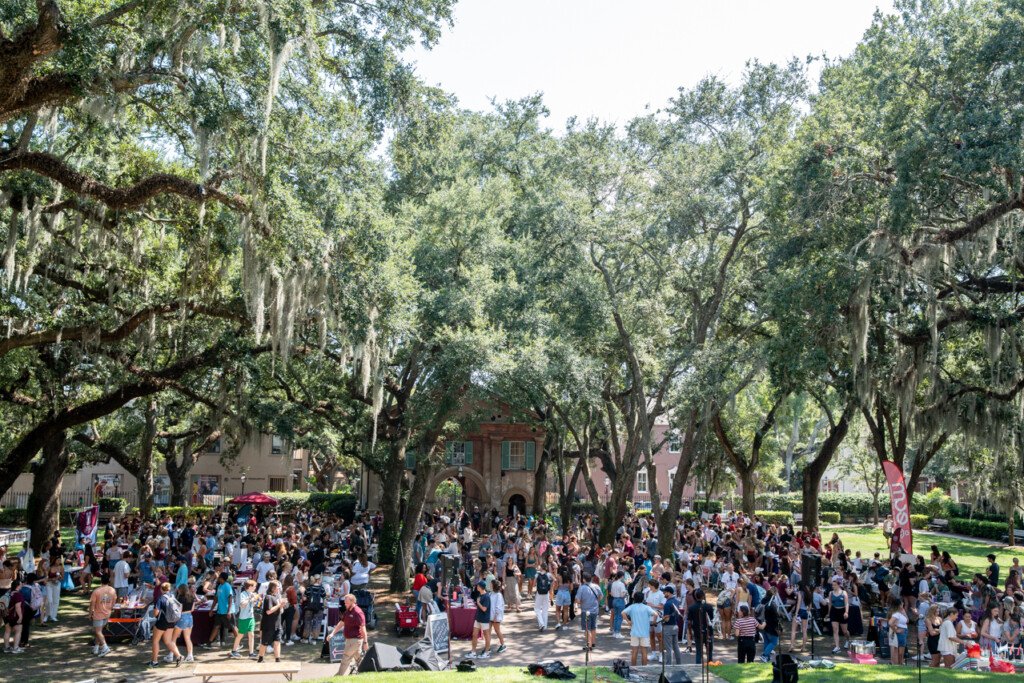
[359,412,546,515]
[2,433,310,510]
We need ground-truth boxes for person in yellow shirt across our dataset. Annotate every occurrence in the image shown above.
[88,574,117,656]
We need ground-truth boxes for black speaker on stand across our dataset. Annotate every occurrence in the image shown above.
[357,643,406,672]
[801,552,822,660]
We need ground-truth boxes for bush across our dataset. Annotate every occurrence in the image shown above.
[636,509,654,517]
[694,500,723,514]
[754,510,794,525]
[949,517,1008,541]
[157,506,215,519]
[0,508,27,525]
[910,514,929,529]
[819,512,841,524]
[917,488,952,519]
[264,492,311,511]
[307,493,357,523]
[98,497,128,514]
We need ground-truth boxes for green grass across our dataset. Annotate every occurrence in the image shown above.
[822,525,1024,577]
[304,666,623,682]
[717,663,1015,683]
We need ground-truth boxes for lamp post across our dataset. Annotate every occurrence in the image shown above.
[240,473,247,495]
[457,465,465,508]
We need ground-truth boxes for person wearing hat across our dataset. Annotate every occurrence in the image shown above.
[661,584,683,665]
[987,554,1000,588]
[469,581,492,659]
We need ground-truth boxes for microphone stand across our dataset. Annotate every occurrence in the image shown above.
[583,610,590,683]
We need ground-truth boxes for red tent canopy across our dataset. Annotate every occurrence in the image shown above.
[228,492,279,506]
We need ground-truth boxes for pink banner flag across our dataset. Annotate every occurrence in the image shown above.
[76,505,99,546]
[883,461,913,554]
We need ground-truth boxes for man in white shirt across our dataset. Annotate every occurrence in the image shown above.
[721,564,740,592]
[644,578,666,661]
[113,552,132,598]
[256,556,275,583]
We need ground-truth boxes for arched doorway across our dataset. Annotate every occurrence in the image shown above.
[507,493,527,516]
[430,467,489,509]
[435,478,464,509]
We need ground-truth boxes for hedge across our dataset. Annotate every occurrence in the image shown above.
[0,508,27,525]
[157,506,215,519]
[819,512,840,524]
[694,500,723,514]
[949,517,1008,541]
[98,497,128,514]
[755,511,793,525]
[264,491,312,511]
[910,514,929,529]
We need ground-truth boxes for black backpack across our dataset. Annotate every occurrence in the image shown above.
[307,584,326,612]
[536,573,552,594]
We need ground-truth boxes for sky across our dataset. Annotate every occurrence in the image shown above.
[405,0,896,130]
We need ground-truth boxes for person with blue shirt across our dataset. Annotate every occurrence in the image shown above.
[622,592,657,666]
[201,572,235,649]
[175,556,190,588]
[661,585,683,664]
[138,554,155,587]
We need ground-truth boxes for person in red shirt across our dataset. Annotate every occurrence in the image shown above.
[327,593,367,676]
[412,564,429,593]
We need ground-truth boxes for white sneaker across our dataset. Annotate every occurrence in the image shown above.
[98,647,111,657]
[478,651,490,659]
[290,635,301,642]
[10,648,24,654]
[163,654,175,663]
[92,645,99,655]
[185,655,195,662]
[284,641,294,647]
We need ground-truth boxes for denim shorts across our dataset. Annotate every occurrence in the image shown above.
[555,590,571,607]
[581,612,597,631]
[177,612,193,629]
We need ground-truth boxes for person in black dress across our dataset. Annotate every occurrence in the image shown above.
[258,580,285,663]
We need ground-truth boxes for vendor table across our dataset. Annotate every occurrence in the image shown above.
[449,605,475,639]
[190,605,213,645]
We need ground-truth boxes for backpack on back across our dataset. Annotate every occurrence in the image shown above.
[29,584,43,611]
[0,592,10,620]
[307,585,325,612]
[163,594,182,624]
[536,573,552,595]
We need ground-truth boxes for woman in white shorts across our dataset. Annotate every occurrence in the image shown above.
[489,579,507,654]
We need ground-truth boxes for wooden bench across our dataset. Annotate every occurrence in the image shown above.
[928,518,949,532]
[193,662,301,683]
[1003,529,1024,544]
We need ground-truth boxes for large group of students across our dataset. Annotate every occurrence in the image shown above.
[0,501,1019,675]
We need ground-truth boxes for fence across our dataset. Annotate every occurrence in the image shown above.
[0,488,241,511]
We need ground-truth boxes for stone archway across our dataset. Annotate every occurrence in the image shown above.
[429,467,489,509]
[502,487,532,515]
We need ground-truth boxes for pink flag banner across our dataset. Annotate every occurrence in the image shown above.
[75,505,99,546]
[882,461,913,554]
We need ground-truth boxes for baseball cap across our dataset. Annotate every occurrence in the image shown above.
[662,585,675,594]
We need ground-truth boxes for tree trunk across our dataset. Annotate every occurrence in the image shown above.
[740,468,756,516]
[872,491,881,524]
[532,437,552,515]
[165,439,197,506]
[137,401,157,518]
[657,411,700,558]
[801,405,853,529]
[27,430,68,553]
[377,452,406,565]
[390,460,435,591]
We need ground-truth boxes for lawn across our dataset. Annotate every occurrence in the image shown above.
[304,666,624,682]
[717,663,1017,683]
[822,525,1024,577]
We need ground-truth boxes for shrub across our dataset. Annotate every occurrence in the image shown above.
[636,509,654,517]
[307,493,357,523]
[819,512,841,524]
[98,497,128,514]
[917,488,952,519]
[694,500,723,514]
[910,514,929,530]
[157,506,215,519]
[0,508,27,525]
[755,511,794,525]
[264,492,311,511]
[949,517,1008,541]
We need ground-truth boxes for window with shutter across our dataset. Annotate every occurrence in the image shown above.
[524,441,536,471]
[405,449,416,469]
[501,441,511,470]
[445,442,453,465]
[464,441,473,465]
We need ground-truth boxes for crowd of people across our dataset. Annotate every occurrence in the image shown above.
[0,501,1021,675]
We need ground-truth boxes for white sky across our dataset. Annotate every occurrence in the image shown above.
[405,0,896,129]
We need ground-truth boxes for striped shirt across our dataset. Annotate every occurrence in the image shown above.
[734,616,760,638]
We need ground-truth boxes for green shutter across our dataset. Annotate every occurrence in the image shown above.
[525,441,536,471]
[464,441,473,465]
[445,442,453,465]
[405,449,416,469]
[501,441,510,470]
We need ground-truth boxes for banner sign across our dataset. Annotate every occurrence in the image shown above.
[882,461,913,554]
[76,505,99,547]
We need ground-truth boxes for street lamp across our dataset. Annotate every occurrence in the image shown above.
[240,473,247,495]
